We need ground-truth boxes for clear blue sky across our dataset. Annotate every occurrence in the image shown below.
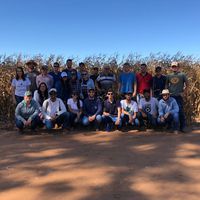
[0,0,200,58]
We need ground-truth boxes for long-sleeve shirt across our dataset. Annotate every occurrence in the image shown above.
[83,97,102,116]
[42,98,67,120]
[15,99,39,123]
[158,97,179,117]
[36,74,54,90]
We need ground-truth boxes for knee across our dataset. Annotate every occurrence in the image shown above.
[96,115,102,123]
[82,116,89,126]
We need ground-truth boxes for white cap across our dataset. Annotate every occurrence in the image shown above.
[49,88,57,94]
[61,72,68,78]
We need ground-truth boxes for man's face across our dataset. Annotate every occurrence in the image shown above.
[107,91,114,99]
[123,65,130,72]
[82,72,88,80]
[67,60,72,69]
[103,66,110,74]
[50,92,57,101]
[141,65,147,73]
[144,92,150,100]
[54,65,60,72]
[125,93,132,100]
[24,95,32,104]
[171,65,179,73]
[162,94,170,101]
[155,70,161,76]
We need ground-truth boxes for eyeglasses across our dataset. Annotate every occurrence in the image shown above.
[126,93,132,96]
[107,93,113,95]
[17,70,22,72]
[82,73,87,76]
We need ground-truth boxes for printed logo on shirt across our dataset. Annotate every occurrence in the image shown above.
[144,104,151,113]
[170,77,180,84]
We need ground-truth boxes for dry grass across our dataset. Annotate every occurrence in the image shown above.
[0,53,199,124]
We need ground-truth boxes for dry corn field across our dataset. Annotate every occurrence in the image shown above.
[0,53,199,124]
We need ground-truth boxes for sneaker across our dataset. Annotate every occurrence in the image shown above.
[105,124,111,132]
[173,130,179,135]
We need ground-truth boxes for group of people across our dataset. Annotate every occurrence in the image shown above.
[13,59,188,134]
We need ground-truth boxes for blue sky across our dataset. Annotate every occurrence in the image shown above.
[0,0,200,58]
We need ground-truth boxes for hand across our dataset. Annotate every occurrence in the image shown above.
[115,118,120,125]
[142,112,147,118]
[128,115,133,124]
[89,115,96,122]
[160,116,165,122]
[132,92,136,97]
[164,112,170,119]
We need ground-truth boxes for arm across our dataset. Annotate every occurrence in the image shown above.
[94,99,102,116]
[28,101,39,121]
[15,103,26,124]
[57,99,67,116]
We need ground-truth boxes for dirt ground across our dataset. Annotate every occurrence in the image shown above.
[0,127,200,200]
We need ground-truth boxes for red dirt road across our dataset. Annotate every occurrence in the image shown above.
[0,128,200,200]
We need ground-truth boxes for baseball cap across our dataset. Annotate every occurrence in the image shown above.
[24,91,32,96]
[49,88,57,94]
[61,72,68,78]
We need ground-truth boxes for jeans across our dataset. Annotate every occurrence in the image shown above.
[69,112,83,126]
[172,95,186,130]
[102,115,122,128]
[121,113,140,127]
[15,115,39,130]
[45,112,69,130]
[138,112,157,127]
[157,113,179,131]
[82,115,102,128]
[15,95,24,105]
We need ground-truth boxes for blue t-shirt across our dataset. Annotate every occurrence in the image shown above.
[119,72,136,94]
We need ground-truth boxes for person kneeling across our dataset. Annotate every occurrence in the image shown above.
[120,91,140,129]
[15,91,39,133]
[102,89,121,132]
[82,88,102,131]
[42,88,69,130]
[157,89,179,134]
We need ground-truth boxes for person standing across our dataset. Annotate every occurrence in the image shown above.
[118,62,137,98]
[11,66,31,105]
[165,61,188,132]
[36,65,54,90]
[152,66,166,100]
[25,60,39,94]
[49,62,62,98]
[136,63,153,101]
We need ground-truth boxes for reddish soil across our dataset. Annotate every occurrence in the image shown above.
[0,127,200,200]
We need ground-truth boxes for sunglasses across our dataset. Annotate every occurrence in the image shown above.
[82,73,87,76]
[107,93,113,95]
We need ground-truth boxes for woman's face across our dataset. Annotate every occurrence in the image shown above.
[39,83,47,92]
[16,68,23,76]
[72,94,78,100]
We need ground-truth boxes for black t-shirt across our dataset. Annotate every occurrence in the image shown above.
[103,99,121,116]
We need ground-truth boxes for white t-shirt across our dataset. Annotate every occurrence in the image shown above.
[67,98,83,112]
[42,98,66,120]
[139,97,158,115]
[11,78,31,97]
[120,99,138,115]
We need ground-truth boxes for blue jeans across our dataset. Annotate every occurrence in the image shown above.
[15,115,39,130]
[82,115,102,128]
[69,112,83,126]
[157,113,179,131]
[172,95,186,130]
[121,113,140,127]
[138,112,157,127]
[45,112,69,130]
[15,95,24,105]
[102,115,122,128]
